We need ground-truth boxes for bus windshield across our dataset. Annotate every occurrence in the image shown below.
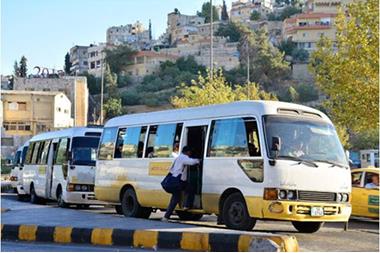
[263,115,348,166]
[71,137,100,166]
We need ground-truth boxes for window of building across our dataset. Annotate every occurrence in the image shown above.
[83,61,88,66]
[90,52,96,57]
[96,60,101,68]
[98,127,118,160]
[114,126,147,158]
[90,62,95,69]
[37,124,46,133]
[7,101,26,111]
[145,123,183,158]
[207,117,261,157]
[303,33,307,37]
[57,107,61,112]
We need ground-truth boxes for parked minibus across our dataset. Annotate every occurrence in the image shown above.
[22,127,103,207]
[95,101,351,233]
[10,142,30,200]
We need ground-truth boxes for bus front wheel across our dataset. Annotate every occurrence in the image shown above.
[30,185,45,205]
[121,188,151,219]
[222,192,256,231]
[291,221,324,233]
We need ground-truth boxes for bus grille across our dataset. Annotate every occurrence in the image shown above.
[298,191,336,202]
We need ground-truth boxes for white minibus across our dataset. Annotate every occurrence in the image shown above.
[23,127,103,207]
[9,142,30,200]
[95,101,351,233]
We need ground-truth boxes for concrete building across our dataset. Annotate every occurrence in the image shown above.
[107,21,152,50]
[304,0,354,14]
[283,12,337,52]
[360,150,379,168]
[1,90,72,159]
[125,51,178,83]
[230,0,273,22]
[166,10,205,45]
[87,43,107,77]
[161,34,240,71]
[13,76,88,126]
[69,45,89,75]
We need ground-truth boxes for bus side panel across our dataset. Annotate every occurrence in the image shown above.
[201,159,264,217]
[22,165,37,195]
[51,165,65,200]
[34,165,48,198]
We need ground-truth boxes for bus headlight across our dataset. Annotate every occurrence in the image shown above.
[81,185,88,191]
[341,193,349,202]
[264,188,278,200]
[278,190,287,200]
[74,185,82,191]
[287,190,297,200]
[336,193,343,202]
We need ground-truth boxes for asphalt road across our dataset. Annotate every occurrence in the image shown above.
[1,193,379,252]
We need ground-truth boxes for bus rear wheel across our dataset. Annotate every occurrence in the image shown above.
[115,205,123,215]
[30,185,45,205]
[121,188,151,219]
[176,211,203,221]
[292,221,324,233]
[222,192,256,231]
[57,187,68,208]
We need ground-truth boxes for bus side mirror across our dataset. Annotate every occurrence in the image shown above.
[271,136,281,152]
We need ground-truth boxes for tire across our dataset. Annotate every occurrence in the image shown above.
[176,211,203,221]
[121,188,152,218]
[57,187,68,208]
[292,221,324,233]
[222,192,256,231]
[30,185,44,204]
[17,194,30,202]
[115,205,123,215]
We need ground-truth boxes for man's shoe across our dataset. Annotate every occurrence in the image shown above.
[183,206,190,211]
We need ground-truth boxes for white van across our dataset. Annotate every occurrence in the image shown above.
[22,127,103,207]
[9,142,30,200]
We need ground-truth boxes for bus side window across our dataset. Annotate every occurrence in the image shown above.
[40,140,52,165]
[36,141,46,164]
[55,139,69,165]
[98,127,118,160]
[207,117,260,157]
[25,143,35,165]
[31,142,41,164]
[21,146,29,166]
[115,126,147,159]
[145,123,182,158]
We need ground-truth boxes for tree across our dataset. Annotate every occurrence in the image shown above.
[13,60,19,77]
[104,98,123,119]
[215,22,241,42]
[221,0,229,21]
[83,72,101,95]
[197,2,219,23]
[296,83,319,102]
[250,11,261,21]
[309,0,379,133]
[19,56,27,77]
[64,53,72,75]
[104,63,118,98]
[237,25,290,89]
[277,39,296,56]
[350,129,379,150]
[279,6,301,20]
[171,69,277,108]
[104,44,136,74]
[291,48,309,62]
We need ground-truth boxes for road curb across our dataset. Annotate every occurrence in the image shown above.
[1,224,299,251]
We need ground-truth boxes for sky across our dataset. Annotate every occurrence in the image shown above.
[1,0,234,75]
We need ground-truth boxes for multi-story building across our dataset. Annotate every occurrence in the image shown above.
[161,34,240,71]
[1,90,72,159]
[87,43,107,77]
[69,45,89,75]
[125,51,178,83]
[106,21,152,50]
[13,76,88,126]
[283,12,337,51]
[166,10,205,45]
[1,90,72,135]
[304,0,353,14]
[230,0,273,22]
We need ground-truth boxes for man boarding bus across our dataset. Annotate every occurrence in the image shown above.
[95,101,351,233]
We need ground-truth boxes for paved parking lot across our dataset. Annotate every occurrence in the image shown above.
[1,193,379,252]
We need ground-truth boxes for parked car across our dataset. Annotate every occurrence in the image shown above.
[351,168,379,218]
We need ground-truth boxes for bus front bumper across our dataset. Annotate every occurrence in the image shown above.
[248,199,351,222]
[64,192,107,205]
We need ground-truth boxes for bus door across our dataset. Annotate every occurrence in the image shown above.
[46,139,59,199]
[181,123,208,210]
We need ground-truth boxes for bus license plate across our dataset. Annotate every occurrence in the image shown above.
[311,207,324,216]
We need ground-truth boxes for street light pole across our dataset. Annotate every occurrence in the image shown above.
[210,0,213,78]
[100,59,105,125]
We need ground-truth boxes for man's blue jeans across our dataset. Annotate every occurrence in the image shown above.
[164,181,194,219]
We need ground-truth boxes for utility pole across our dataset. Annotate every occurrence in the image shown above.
[100,59,105,125]
[246,38,250,84]
[210,0,214,78]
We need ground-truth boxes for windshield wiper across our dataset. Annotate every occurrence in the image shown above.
[277,155,318,168]
[313,159,346,169]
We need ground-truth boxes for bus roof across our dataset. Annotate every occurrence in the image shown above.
[28,127,103,143]
[105,100,331,128]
